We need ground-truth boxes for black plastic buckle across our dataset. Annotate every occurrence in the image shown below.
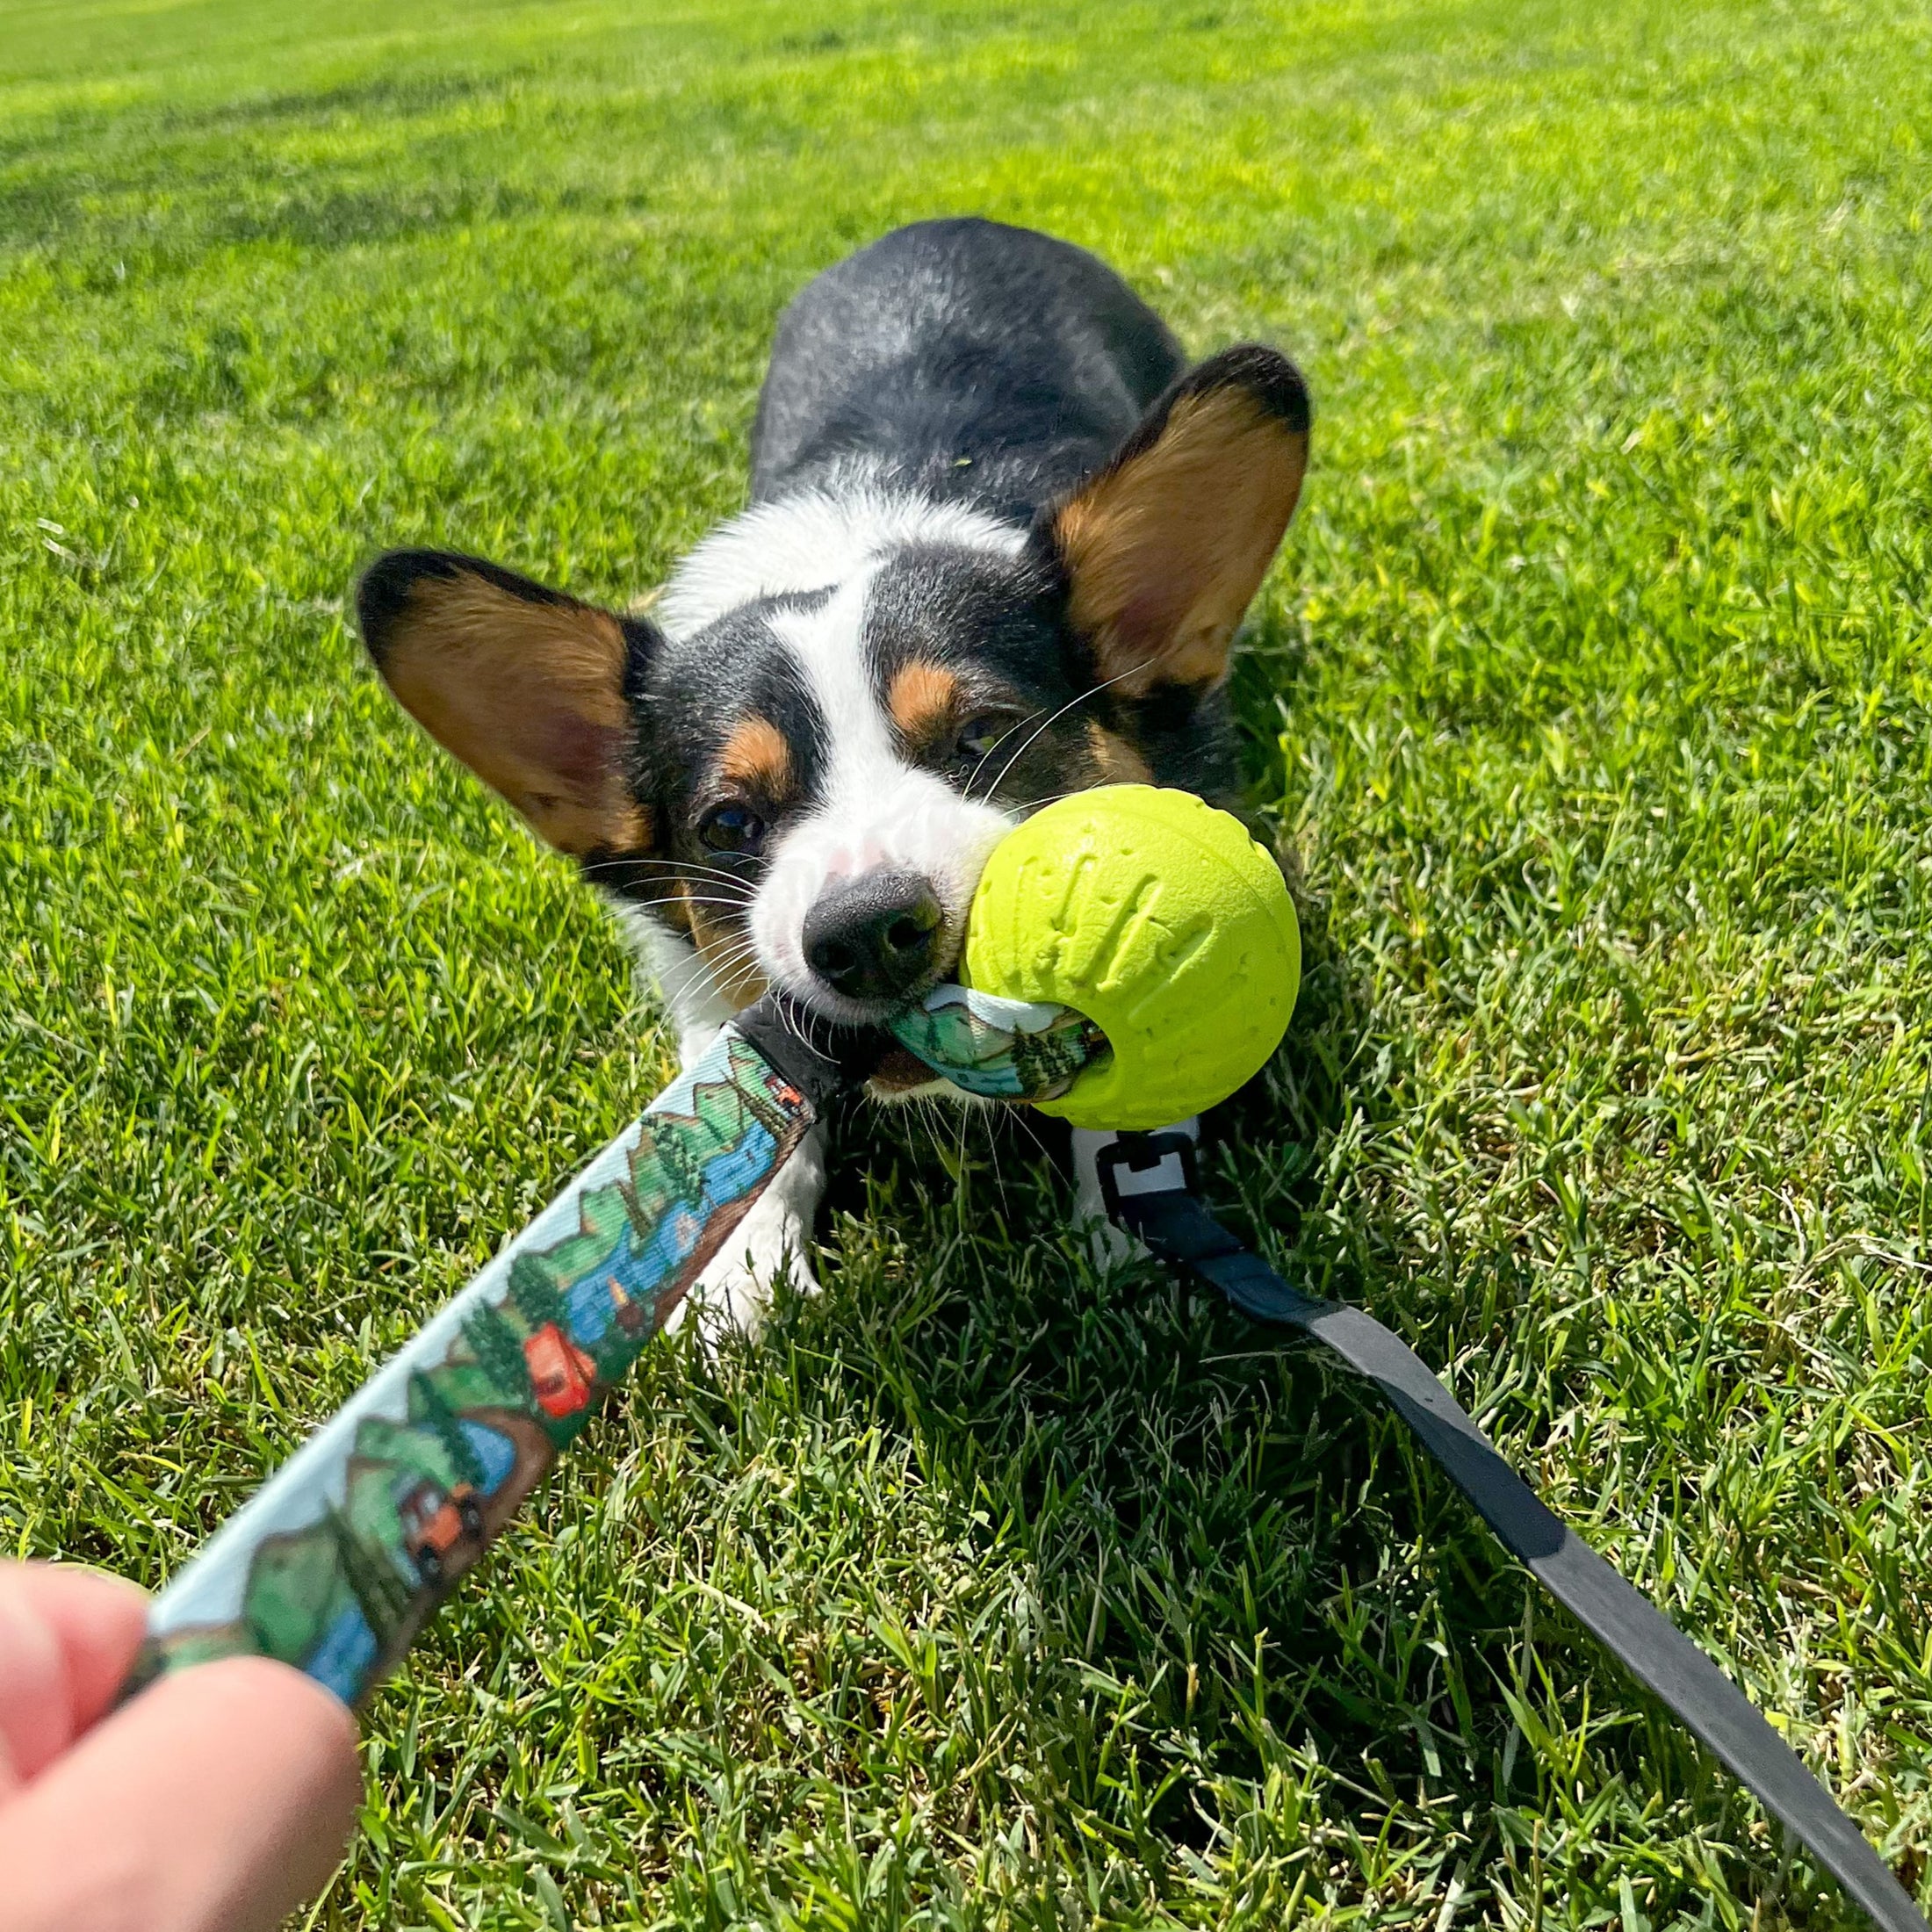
[1094,1130,1200,1223]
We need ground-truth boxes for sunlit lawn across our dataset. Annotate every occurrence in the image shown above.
[4,0,1931,1923]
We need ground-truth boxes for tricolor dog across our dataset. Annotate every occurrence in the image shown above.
[356,218,1310,1331]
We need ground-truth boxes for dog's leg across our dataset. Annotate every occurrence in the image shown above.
[666,1116,825,1345]
[617,913,828,1343]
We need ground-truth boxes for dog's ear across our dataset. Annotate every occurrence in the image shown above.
[355,550,655,856]
[1040,344,1310,697]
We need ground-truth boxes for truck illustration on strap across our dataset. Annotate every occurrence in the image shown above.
[397,1477,484,1585]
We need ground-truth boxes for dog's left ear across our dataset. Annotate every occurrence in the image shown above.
[1039,344,1310,697]
[355,549,656,857]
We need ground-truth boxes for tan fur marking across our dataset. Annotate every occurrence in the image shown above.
[717,716,792,797]
[887,661,961,744]
[381,573,645,855]
[1085,721,1155,785]
[1056,386,1308,697]
[650,859,695,940]
[683,888,767,1012]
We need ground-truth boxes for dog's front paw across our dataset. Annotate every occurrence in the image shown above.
[658,1128,825,1352]
[672,1222,819,1347]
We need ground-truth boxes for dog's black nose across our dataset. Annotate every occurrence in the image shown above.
[804,870,942,1006]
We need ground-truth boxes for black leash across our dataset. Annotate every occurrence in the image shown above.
[1096,1131,1926,1932]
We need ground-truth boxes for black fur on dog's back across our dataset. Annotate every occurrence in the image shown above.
[751,219,1190,523]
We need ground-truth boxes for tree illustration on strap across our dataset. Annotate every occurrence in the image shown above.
[410,1370,486,1489]
[463,1301,533,1407]
[330,1503,412,1638]
[647,1118,710,1211]
[508,1252,566,1334]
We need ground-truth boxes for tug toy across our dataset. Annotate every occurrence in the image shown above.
[127,787,1295,1703]
[120,788,1921,1932]
[890,784,1299,1126]
[960,784,1299,1129]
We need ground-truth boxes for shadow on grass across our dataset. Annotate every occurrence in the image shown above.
[804,865,1760,1904]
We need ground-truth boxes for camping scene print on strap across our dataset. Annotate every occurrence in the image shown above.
[131,1029,814,1709]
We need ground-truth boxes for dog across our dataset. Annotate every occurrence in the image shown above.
[355,218,1310,1334]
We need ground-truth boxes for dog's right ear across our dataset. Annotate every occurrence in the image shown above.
[1039,344,1310,699]
[355,550,656,857]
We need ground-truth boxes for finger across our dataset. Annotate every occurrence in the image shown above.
[0,1656,362,1932]
[0,1563,148,1793]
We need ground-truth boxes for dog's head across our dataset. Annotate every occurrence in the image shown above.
[356,348,1308,1075]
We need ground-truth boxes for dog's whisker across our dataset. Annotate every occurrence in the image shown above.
[1002,1100,1059,1178]
[952,1093,975,1212]
[624,861,760,898]
[687,956,765,1004]
[958,701,1054,784]
[699,934,766,968]
[627,895,761,916]
[969,660,1151,804]
[775,998,822,1065]
[659,890,761,913]
[624,898,761,927]
[908,1091,959,1181]
[675,931,761,970]
[676,936,769,1008]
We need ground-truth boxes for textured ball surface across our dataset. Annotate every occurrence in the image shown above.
[962,785,1300,1129]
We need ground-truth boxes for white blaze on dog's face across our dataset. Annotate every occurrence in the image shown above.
[640,491,1150,1063]
[748,569,1015,1022]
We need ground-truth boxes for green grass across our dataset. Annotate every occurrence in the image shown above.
[4,0,1932,1923]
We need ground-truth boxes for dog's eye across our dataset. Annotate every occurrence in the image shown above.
[698,804,766,856]
[955,713,1014,762]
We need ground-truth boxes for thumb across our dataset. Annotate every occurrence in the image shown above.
[0,1657,362,1932]
[0,1563,148,1795]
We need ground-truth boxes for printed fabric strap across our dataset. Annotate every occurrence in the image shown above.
[126,1006,848,1708]
[119,984,1079,1711]
[1096,1132,1927,1932]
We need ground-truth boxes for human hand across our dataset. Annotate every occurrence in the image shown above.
[0,1561,362,1932]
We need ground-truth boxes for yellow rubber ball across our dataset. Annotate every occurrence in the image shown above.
[962,785,1301,1129]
